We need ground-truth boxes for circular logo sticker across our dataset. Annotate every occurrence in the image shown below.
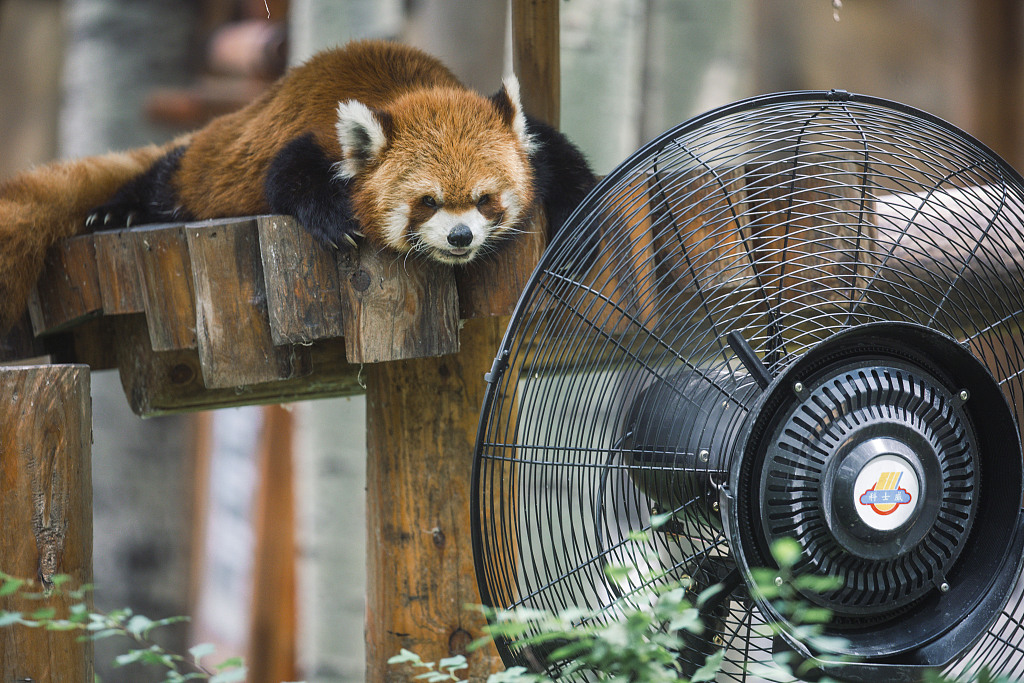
[854,454,919,531]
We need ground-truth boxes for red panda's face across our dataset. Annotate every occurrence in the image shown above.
[335,78,536,264]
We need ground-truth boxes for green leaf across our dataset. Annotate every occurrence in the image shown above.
[125,614,154,637]
[50,574,72,588]
[114,648,151,667]
[771,537,802,569]
[0,577,25,597]
[438,655,468,671]
[216,657,244,670]
[649,511,673,529]
[602,564,633,584]
[0,611,23,627]
[189,642,216,664]
[30,607,56,621]
[388,649,424,665]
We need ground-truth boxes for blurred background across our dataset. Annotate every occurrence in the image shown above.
[0,0,1020,681]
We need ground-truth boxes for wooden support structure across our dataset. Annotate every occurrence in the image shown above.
[0,4,561,679]
[0,364,93,682]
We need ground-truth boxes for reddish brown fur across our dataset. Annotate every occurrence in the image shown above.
[0,40,527,331]
[349,86,534,251]
[0,138,187,329]
[173,41,463,219]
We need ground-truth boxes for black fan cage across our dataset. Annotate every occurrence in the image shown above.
[472,91,1024,681]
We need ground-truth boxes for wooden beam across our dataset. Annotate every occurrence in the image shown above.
[257,214,345,345]
[338,243,459,364]
[134,223,198,351]
[27,234,102,335]
[186,217,310,389]
[0,364,93,682]
[114,315,361,417]
[364,316,504,681]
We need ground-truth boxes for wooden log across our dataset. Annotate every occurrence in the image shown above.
[114,315,362,417]
[364,316,505,682]
[0,364,93,682]
[186,217,311,389]
[338,242,459,364]
[456,209,547,319]
[256,214,345,345]
[27,234,103,335]
[512,0,560,126]
[93,228,146,315]
[134,223,198,351]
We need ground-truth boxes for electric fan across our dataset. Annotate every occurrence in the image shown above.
[471,91,1024,682]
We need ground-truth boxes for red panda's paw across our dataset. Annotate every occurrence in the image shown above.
[265,133,364,251]
[84,143,190,231]
[85,200,143,230]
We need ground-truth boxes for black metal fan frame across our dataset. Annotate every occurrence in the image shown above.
[723,321,1024,677]
[471,90,1024,679]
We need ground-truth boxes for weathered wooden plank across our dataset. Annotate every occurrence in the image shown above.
[339,243,459,363]
[187,217,311,389]
[134,223,198,351]
[256,214,345,344]
[114,315,359,417]
[364,317,505,682]
[456,209,546,319]
[93,228,146,314]
[0,364,93,682]
[27,234,102,335]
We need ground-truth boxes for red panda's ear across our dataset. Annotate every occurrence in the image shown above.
[335,100,392,178]
[491,76,535,153]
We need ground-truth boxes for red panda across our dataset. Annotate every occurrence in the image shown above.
[0,40,595,331]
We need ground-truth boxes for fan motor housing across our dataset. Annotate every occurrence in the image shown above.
[724,322,1024,665]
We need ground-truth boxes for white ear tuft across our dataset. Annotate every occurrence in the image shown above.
[335,100,388,179]
[501,75,536,153]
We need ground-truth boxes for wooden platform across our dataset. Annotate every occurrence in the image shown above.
[0,214,543,416]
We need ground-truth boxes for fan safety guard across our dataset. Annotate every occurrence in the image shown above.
[471,91,1024,682]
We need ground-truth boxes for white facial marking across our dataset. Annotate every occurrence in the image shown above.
[500,189,524,223]
[382,204,411,249]
[335,100,387,179]
[419,208,492,258]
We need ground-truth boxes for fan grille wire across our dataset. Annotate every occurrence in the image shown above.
[472,92,1024,681]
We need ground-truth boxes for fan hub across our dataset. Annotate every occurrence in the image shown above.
[758,359,977,614]
[726,322,1024,661]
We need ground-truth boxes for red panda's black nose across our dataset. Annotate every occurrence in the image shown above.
[447,224,473,248]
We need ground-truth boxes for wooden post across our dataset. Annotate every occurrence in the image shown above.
[0,364,93,682]
[364,316,506,681]
[512,0,561,126]
[364,7,561,681]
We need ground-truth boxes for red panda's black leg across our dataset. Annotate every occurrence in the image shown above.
[85,145,191,229]
[524,116,597,237]
[264,133,362,250]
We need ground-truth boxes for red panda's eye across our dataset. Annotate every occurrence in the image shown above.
[422,195,439,209]
[477,194,492,208]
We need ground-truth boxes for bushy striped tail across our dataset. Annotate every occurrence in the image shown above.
[0,138,186,331]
